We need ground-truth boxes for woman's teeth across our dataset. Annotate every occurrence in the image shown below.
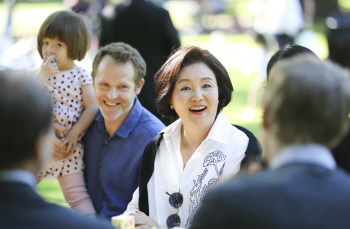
[190,106,206,111]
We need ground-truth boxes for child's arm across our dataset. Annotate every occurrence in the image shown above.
[62,84,98,153]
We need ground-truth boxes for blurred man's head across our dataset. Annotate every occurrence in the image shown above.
[0,71,53,174]
[262,55,350,162]
[266,44,319,82]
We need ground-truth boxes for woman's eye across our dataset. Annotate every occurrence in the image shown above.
[203,84,212,88]
[100,83,109,87]
[120,85,128,89]
[57,43,62,47]
[180,86,191,91]
[43,41,48,45]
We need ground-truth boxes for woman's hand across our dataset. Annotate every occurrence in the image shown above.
[130,210,160,229]
[52,123,69,160]
[52,134,69,160]
[37,55,59,79]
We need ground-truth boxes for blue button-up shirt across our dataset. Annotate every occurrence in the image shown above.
[83,98,165,218]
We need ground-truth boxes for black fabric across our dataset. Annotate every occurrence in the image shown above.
[232,125,262,168]
[190,163,350,229]
[138,132,164,215]
[331,119,350,173]
[138,125,262,215]
[0,181,113,229]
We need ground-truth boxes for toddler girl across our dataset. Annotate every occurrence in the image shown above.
[34,10,97,215]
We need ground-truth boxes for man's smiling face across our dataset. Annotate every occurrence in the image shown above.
[93,55,142,125]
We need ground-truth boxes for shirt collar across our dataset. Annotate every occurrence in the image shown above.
[0,169,37,187]
[95,97,143,139]
[162,112,228,144]
[206,112,229,144]
[270,143,336,170]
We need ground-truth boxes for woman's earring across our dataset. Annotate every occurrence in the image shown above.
[170,104,173,110]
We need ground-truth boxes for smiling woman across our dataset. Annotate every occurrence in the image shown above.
[123,46,262,228]
[171,62,219,131]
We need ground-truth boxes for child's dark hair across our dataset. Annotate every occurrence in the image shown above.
[37,10,91,61]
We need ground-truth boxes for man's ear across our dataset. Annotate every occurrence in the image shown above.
[135,78,145,95]
[262,107,269,130]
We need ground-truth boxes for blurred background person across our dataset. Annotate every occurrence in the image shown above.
[0,70,113,229]
[99,0,181,125]
[240,44,318,175]
[250,0,304,48]
[326,0,350,69]
[266,44,350,174]
[242,0,315,121]
[325,0,350,173]
[266,44,319,82]
[190,54,350,229]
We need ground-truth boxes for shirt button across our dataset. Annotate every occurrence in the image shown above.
[99,188,102,191]
[105,141,108,144]
[99,163,101,167]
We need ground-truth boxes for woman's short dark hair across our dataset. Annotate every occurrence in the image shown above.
[37,10,91,61]
[155,46,233,120]
[266,44,318,81]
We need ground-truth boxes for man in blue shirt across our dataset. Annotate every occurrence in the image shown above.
[82,42,165,218]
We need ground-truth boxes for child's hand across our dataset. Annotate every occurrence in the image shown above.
[38,55,59,78]
[61,129,79,154]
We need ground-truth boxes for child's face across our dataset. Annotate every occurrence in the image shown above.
[42,37,73,71]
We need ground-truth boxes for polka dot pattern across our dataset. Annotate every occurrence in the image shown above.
[38,143,85,179]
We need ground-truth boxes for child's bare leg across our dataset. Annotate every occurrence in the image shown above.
[58,171,95,215]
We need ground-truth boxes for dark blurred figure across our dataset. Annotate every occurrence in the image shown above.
[326,2,350,173]
[266,44,319,82]
[332,123,350,173]
[71,0,90,14]
[242,44,318,175]
[99,0,181,125]
[251,0,305,48]
[0,70,113,229]
[267,44,350,173]
[326,4,350,69]
[190,55,350,229]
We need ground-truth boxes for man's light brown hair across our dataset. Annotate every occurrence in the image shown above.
[264,54,350,148]
[37,10,91,61]
[92,42,146,85]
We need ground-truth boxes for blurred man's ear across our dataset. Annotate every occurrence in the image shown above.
[262,107,269,130]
